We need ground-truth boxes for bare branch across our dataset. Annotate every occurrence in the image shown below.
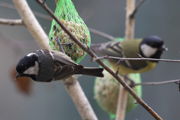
[0,1,52,21]
[0,18,23,25]
[0,1,117,43]
[93,56,180,63]
[116,0,136,119]
[125,0,136,39]
[64,77,98,120]
[12,0,50,49]
[89,28,115,41]
[130,0,146,18]
[12,0,97,120]
[36,1,164,120]
[135,79,180,86]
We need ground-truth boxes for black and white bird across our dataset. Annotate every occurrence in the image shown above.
[16,49,104,82]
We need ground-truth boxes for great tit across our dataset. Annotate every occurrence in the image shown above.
[16,49,104,82]
[91,36,167,75]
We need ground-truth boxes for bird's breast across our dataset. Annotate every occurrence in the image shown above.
[110,61,157,75]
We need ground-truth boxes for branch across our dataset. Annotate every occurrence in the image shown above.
[130,0,146,18]
[116,0,136,119]
[0,18,23,25]
[93,56,180,63]
[0,1,117,43]
[12,0,97,120]
[12,0,50,49]
[0,1,52,21]
[135,79,180,86]
[64,77,98,120]
[36,1,164,120]
[125,0,136,40]
[89,28,115,41]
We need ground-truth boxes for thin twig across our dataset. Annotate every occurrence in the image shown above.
[12,0,97,120]
[0,18,23,25]
[36,1,164,120]
[89,28,115,41]
[130,0,146,18]
[0,1,117,43]
[135,79,180,86]
[94,56,180,63]
[0,1,52,21]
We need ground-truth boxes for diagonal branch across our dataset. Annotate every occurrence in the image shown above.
[12,0,50,49]
[89,28,115,41]
[36,1,164,120]
[130,0,146,18]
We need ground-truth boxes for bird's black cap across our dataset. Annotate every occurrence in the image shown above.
[142,36,164,48]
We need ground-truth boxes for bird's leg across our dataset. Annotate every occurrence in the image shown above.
[115,67,120,76]
[175,81,180,92]
[123,75,135,88]
[115,59,122,76]
[87,46,97,62]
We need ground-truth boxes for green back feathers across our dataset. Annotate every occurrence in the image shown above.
[49,0,91,63]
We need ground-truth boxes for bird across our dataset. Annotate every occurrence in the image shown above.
[16,49,104,82]
[91,35,167,75]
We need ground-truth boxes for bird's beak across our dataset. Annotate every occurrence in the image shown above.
[161,45,168,51]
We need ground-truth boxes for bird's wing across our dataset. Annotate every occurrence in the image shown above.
[91,41,124,57]
[51,50,77,66]
[53,65,76,80]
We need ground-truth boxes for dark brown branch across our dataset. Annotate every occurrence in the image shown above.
[36,1,163,120]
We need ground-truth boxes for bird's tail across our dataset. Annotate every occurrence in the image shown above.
[75,66,104,77]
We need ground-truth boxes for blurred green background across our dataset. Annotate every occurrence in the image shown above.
[0,0,180,120]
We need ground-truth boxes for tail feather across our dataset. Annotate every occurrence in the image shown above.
[76,67,104,77]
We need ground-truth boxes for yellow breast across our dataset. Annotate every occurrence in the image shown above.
[110,62,157,75]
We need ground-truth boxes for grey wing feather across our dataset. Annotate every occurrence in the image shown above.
[54,65,75,80]
[51,50,77,66]
[91,41,133,68]
[91,41,124,57]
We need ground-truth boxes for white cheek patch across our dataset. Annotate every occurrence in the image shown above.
[141,44,157,57]
[23,61,39,75]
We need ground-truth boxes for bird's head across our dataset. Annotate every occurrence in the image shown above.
[16,52,39,80]
[140,36,167,60]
